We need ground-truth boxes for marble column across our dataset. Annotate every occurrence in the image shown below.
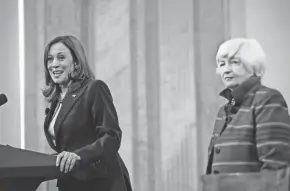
[129,0,163,190]
[92,0,134,188]
[227,0,246,38]
[193,0,229,190]
[159,0,198,190]
[129,0,148,190]
[24,0,46,152]
[144,0,162,190]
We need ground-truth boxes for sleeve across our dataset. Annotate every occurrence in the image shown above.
[254,89,290,171]
[74,80,122,165]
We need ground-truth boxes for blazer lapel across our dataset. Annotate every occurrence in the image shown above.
[53,84,88,143]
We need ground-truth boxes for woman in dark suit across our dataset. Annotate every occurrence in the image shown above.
[42,35,132,191]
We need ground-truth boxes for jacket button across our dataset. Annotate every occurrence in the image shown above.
[213,170,219,174]
[215,147,221,154]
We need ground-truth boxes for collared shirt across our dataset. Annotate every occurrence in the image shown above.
[217,76,261,134]
[219,75,261,106]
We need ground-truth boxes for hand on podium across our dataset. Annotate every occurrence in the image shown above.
[55,151,81,174]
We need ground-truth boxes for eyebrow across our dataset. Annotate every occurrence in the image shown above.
[48,52,66,56]
[217,55,227,62]
[221,54,228,59]
[218,55,241,62]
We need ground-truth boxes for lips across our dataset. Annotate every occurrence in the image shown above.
[53,70,63,74]
[52,70,63,77]
[224,77,234,81]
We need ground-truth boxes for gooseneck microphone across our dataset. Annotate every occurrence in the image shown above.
[0,94,8,106]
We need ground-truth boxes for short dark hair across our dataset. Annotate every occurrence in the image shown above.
[42,35,95,102]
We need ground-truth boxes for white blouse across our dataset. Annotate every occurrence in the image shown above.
[48,102,62,145]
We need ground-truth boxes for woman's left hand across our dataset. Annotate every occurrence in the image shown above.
[56,151,81,173]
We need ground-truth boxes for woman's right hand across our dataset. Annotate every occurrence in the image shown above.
[56,151,81,173]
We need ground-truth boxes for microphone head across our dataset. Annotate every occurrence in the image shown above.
[0,94,8,106]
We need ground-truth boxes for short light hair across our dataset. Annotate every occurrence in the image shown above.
[216,38,266,78]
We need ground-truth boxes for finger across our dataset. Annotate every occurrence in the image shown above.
[65,154,73,173]
[60,152,69,172]
[56,152,65,167]
[68,157,77,172]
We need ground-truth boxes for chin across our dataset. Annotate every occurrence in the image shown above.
[52,78,63,85]
[225,82,239,89]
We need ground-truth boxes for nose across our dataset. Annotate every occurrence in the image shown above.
[51,59,60,68]
[221,65,233,78]
[222,63,232,73]
[223,68,232,74]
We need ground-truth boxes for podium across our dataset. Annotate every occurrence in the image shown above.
[201,168,290,191]
[0,144,63,191]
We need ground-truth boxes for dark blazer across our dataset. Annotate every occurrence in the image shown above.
[206,76,290,174]
[44,79,132,191]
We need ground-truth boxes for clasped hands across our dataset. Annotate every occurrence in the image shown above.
[56,151,81,173]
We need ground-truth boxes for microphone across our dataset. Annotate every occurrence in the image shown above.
[0,94,8,106]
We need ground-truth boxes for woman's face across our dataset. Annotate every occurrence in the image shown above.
[217,55,252,89]
[47,42,74,87]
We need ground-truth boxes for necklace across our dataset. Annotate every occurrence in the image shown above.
[58,91,67,103]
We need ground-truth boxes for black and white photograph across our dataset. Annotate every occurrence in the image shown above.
[0,0,290,191]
